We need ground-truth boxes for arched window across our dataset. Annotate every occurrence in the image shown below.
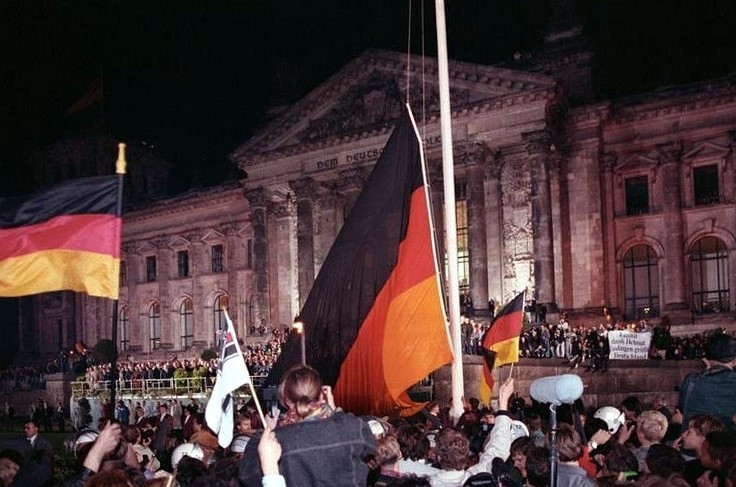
[690,237,729,313]
[181,299,194,349]
[149,303,161,350]
[623,244,659,319]
[213,294,229,344]
[119,307,130,352]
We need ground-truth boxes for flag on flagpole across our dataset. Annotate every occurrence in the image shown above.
[266,105,452,416]
[0,175,122,299]
[479,291,525,406]
[205,309,252,448]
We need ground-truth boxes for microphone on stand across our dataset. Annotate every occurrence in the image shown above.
[529,374,584,405]
[528,374,584,487]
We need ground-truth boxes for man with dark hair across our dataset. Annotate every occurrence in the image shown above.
[152,403,173,454]
[525,447,550,487]
[678,331,736,429]
[644,444,684,477]
[699,431,736,486]
[2,420,54,486]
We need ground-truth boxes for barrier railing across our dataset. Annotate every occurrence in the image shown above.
[71,374,268,398]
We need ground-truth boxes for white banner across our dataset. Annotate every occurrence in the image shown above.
[607,330,652,360]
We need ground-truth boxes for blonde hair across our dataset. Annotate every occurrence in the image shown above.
[637,410,668,443]
[365,435,402,470]
[279,364,323,419]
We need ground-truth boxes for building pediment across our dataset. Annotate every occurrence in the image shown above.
[683,141,731,162]
[230,49,555,168]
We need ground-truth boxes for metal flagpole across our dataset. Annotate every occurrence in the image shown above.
[434,0,464,421]
[109,143,127,419]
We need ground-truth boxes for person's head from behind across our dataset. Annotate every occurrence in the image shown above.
[435,428,469,471]
[555,424,583,463]
[701,431,736,472]
[176,455,208,486]
[396,424,430,462]
[621,396,643,421]
[366,435,402,472]
[279,364,323,419]
[645,444,684,477]
[682,414,725,453]
[601,443,639,481]
[510,436,534,479]
[0,449,22,487]
[636,410,668,446]
[525,446,550,487]
[705,331,736,366]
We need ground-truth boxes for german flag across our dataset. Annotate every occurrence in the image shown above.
[0,175,122,299]
[267,106,453,416]
[479,291,525,405]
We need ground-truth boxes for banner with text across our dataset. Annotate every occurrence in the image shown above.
[607,331,652,360]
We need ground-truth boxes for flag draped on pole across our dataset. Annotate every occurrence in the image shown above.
[267,105,453,416]
[479,291,525,405]
[205,309,251,448]
[0,175,122,299]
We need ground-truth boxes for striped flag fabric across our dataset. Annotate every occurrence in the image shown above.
[479,291,525,405]
[267,105,453,416]
[0,175,122,299]
[205,309,251,448]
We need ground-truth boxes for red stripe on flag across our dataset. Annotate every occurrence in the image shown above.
[0,214,121,260]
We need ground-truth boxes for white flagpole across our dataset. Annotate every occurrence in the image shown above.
[434,0,464,422]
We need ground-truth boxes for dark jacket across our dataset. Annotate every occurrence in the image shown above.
[239,411,376,487]
[5,435,54,487]
[678,365,736,428]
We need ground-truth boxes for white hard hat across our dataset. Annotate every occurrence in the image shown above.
[171,442,204,469]
[72,430,99,458]
[594,406,626,434]
[230,435,251,453]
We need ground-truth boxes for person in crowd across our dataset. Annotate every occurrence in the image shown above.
[395,424,439,477]
[0,450,22,487]
[365,435,405,486]
[596,443,639,485]
[554,423,596,487]
[674,413,725,485]
[152,402,174,454]
[697,431,736,487]
[239,364,376,486]
[619,410,668,471]
[525,446,550,487]
[1,419,55,487]
[509,436,535,485]
[644,444,684,478]
[678,331,736,429]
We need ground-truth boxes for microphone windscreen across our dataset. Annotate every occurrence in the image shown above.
[529,374,583,405]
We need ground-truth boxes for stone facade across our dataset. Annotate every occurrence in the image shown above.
[25,32,736,360]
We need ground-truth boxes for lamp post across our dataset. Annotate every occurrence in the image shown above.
[293,316,306,365]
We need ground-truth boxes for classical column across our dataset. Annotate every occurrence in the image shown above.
[289,178,319,308]
[220,222,243,335]
[428,161,445,277]
[658,142,687,310]
[484,151,505,305]
[524,130,556,308]
[244,187,271,326]
[336,167,368,217]
[600,154,618,310]
[315,190,343,274]
[464,143,489,315]
[152,236,172,349]
[270,201,299,329]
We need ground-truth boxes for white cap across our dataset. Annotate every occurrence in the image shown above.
[171,442,204,469]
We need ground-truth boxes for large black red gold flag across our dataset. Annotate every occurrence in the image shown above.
[267,106,453,416]
[0,175,122,299]
[479,290,525,405]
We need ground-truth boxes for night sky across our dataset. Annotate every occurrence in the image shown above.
[1,0,736,196]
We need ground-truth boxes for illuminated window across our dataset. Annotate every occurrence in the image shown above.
[212,245,224,273]
[694,165,719,205]
[177,250,189,278]
[625,176,649,215]
[149,303,161,350]
[443,182,470,295]
[691,237,729,313]
[120,307,130,352]
[180,299,194,349]
[623,245,659,319]
[213,294,229,344]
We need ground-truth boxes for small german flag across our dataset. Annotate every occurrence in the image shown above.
[0,175,122,299]
[479,291,525,405]
[267,106,453,416]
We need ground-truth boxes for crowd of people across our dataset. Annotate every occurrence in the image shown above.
[0,365,46,394]
[0,330,733,487]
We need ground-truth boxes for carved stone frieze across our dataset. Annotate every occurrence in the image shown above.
[336,167,369,192]
[484,150,505,180]
[656,141,683,166]
[501,159,531,208]
[269,202,293,219]
[458,142,491,167]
